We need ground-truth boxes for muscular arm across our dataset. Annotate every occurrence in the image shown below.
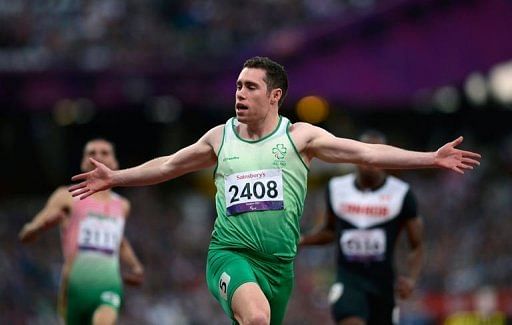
[19,187,73,243]
[115,125,221,186]
[300,210,336,246]
[292,123,480,173]
[70,125,223,199]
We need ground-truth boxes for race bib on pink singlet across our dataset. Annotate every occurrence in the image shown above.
[78,214,124,254]
[224,169,284,215]
[340,228,386,262]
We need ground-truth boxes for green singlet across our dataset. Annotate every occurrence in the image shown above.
[206,116,308,324]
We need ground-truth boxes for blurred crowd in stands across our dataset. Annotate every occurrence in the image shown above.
[2,129,511,324]
[0,0,382,71]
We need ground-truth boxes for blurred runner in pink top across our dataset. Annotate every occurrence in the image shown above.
[19,138,144,325]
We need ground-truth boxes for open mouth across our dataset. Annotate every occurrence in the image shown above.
[236,103,249,110]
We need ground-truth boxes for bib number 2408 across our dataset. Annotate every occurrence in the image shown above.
[229,180,278,203]
[225,169,284,215]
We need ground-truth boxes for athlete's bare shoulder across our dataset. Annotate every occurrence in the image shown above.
[289,121,327,135]
[201,124,225,154]
[289,121,315,130]
[288,121,329,150]
[288,121,338,164]
[204,124,225,139]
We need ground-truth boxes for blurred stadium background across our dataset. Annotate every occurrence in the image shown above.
[1,0,512,324]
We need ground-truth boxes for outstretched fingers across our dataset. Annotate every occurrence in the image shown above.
[69,182,87,192]
[461,157,480,166]
[68,181,96,200]
[442,137,481,173]
[68,186,95,200]
[450,137,482,160]
[458,163,474,170]
[71,172,90,182]
[70,187,90,198]
[461,150,482,159]
[451,165,464,174]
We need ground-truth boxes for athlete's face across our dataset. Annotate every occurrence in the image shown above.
[81,140,118,172]
[235,68,280,124]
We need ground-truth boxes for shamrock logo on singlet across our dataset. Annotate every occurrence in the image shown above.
[272,144,287,159]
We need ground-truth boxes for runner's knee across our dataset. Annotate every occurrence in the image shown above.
[232,283,270,325]
[236,308,270,325]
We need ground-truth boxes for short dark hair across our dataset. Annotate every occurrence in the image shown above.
[243,56,288,107]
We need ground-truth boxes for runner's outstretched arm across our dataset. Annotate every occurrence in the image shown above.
[69,126,223,199]
[19,187,72,243]
[300,124,480,172]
